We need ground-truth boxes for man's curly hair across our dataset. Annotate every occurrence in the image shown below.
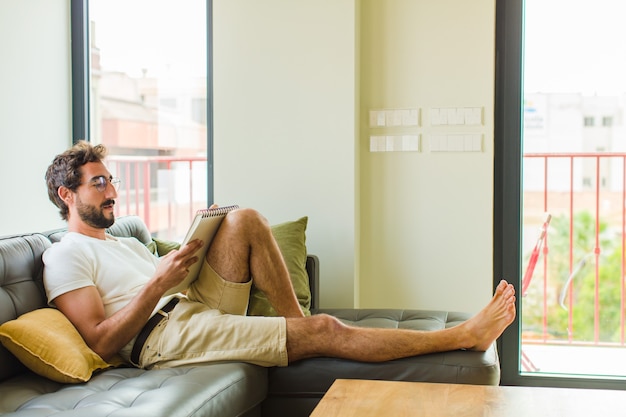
[45,140,108,220]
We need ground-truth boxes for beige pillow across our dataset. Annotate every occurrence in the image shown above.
[248,216,312,317]
[0,308,120,383]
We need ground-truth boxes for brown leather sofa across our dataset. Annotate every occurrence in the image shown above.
[0,216,500,417]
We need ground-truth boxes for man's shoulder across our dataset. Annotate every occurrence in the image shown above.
[46,232,89,249]
[43,233,88,262]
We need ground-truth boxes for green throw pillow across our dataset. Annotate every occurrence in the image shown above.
[154,237,181,256]
[248,216,311,317]
[146,240,158,255]
[146,218,311,316]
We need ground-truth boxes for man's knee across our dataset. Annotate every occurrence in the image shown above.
[307,314,345,335]
[226,208,270,232]
[286,314,345,361]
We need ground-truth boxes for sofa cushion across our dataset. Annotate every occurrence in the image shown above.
[248,216,311,317]
[0,363,268,416]
[0,308,119,383]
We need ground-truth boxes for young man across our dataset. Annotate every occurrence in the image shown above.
[43,141,516,369]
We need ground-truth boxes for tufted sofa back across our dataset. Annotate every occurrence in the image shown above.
[0,216,153,382]
[0,233,50,381]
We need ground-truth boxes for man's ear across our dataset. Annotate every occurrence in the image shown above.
[57,186,74,204]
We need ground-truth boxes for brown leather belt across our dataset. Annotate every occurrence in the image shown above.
[130,297,180,366]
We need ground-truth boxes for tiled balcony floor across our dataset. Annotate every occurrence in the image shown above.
[522,343,626,378]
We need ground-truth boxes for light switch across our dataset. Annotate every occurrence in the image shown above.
[463,135,474,152]
[376,111,386,127]
[470,134,482,151]
[448,135,463,151]
[439,109,448,125]
[430,108,440,125]
[455,108,466,125]
[400,109,419,126]
[464,108,473,124]
[430,135,445,151]
[447,108,458,125]
[466,107,483,125]
[402,135,420,151]
[385,136,394,151]
[390,110,403,127]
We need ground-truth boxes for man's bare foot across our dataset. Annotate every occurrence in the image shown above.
[461,279,516,351]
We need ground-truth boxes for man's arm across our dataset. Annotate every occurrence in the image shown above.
[53,239,203,361]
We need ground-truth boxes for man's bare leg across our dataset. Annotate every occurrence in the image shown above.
[206,208,305,318]
[285,280,516,362]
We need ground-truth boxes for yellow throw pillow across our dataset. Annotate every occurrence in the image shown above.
[0,309,119,383]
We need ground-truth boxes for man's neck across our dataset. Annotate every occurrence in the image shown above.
[67,218,107,240]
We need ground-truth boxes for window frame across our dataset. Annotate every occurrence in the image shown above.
[69,0,215,203]
[494,0,626,390]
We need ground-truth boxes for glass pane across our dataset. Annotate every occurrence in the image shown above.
[89,0,208,240]
[521,0,626,377]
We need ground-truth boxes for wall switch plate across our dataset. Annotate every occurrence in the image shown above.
[369,108,420,127]
[429,134,482,152]
[370,135,420,152]
[430,107,483,126]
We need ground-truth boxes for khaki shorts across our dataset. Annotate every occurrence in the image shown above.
[137,259,288,369]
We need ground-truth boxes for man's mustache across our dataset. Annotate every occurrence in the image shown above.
[102,200,116,208]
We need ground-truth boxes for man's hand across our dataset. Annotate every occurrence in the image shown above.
[152,238,204,294]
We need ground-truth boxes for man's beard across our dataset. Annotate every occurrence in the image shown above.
[76,196,116,229]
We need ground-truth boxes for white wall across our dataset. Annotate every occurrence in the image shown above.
[359,0,495,313]
[0,0,72,234]
[213,0,358,307]
[214,0,496,312]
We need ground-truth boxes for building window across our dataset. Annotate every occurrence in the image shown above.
[584,116,595,127]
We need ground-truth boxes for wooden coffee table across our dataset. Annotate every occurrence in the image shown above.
[310,379,626,417]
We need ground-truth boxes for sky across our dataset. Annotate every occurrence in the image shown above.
[89,0,207,79]
[524,0,626,95]
[90,0,626,94]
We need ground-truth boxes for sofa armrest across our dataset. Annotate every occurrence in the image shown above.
[306,255,319,311]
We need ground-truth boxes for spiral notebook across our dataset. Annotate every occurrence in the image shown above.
[164,204,239,296]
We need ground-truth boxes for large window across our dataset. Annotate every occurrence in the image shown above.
[496,0,626,389]
[71,0,212,240]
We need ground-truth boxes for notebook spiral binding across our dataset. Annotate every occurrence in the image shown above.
[198,205,239,218]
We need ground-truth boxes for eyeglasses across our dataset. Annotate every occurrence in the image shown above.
[87,176,121,192]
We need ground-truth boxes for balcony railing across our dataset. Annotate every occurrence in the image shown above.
[522,152,626,361]
[107,155,208,241]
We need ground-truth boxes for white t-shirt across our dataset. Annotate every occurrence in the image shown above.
[43,232,168,359]
[43,232,160,315]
